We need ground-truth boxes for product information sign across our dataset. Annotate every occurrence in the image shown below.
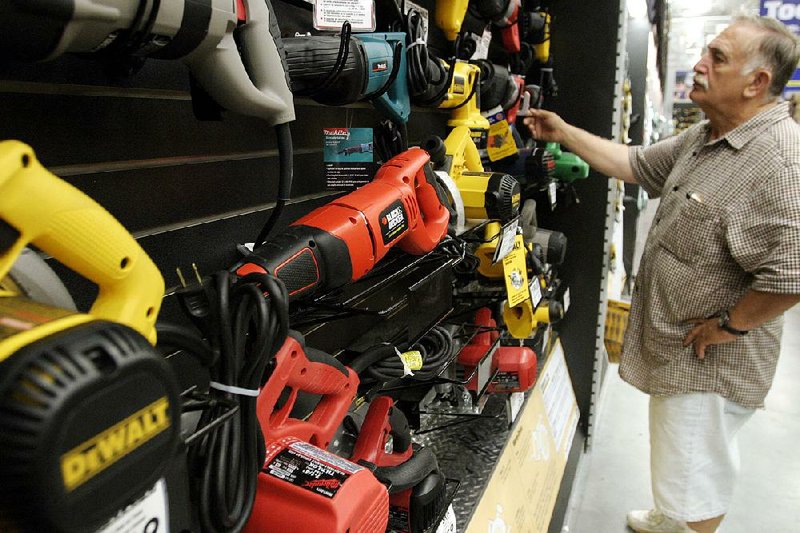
[322,128,379,190]
[760,1,800,96]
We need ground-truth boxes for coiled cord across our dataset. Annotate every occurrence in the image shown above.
[177,270,288,533]
[351,326,454,383]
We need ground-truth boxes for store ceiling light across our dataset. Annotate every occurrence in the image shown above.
[628,0,649,19]
[670,0,715,17]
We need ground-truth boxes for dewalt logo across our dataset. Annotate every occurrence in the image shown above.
[60,397,171,491]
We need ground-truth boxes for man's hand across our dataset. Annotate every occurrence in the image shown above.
[683,318,737,360]
[523,109,568,143]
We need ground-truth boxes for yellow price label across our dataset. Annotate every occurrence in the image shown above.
[400,350,424,371]
[502,235,530,307]
[486,117,518,162]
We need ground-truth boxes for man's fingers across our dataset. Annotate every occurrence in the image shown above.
[695,342,706,360]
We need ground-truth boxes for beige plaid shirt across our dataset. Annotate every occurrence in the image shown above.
[619,102,800,408]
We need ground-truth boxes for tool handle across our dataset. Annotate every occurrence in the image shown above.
[0,141,163,343]
[351,396,413,467]
[374,445,439,494]
[257,334,358,448]
[186,0,295,126]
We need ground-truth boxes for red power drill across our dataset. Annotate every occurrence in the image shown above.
[351,397,447,533]
[245,333,389,533]
[235,148,450,301]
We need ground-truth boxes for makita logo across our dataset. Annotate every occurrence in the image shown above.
[60,397,171,491]
[372,61,388,72]
[324,128,349,135]
[303,479,341,490]
[382,206,405,230]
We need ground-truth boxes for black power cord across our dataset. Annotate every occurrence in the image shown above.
[174,270,289,532]
[350,327,454,383]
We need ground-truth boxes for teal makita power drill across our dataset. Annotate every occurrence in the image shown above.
[284,30,410,124]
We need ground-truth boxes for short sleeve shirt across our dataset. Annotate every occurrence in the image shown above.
[620,102,800,408]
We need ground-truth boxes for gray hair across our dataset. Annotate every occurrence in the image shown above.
[735,15,799,98]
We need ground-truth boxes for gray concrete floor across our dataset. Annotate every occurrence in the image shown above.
[565,305,800,533]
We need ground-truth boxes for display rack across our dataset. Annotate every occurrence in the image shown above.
[0,1,629,530]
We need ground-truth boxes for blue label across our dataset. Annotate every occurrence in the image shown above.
[760,2,799,95]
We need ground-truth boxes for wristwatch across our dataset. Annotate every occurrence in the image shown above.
[717,309,749,336]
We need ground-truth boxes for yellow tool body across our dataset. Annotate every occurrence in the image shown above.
[438,127,520,221]
[438,61,491,148]
[436,0,470,41]
[533,12,551,63]
[0,141,164,350]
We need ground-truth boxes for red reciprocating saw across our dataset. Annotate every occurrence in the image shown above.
[246,332,390,532]
[235,148,450,300]
[351,397,447,533]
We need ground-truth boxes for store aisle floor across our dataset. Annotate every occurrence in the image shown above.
[566,305,800,533]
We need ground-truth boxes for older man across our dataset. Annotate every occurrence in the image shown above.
[524,15,800,533]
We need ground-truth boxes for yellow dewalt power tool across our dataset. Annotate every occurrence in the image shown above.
[474,221,565,338]
[437,61,492,148]
[0,141,181,532]
[435,0,470,42]
[423,126,520,230]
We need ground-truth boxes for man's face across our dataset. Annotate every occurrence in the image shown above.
[690,23,762,110]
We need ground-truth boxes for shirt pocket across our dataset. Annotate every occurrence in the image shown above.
[658,199,722,266]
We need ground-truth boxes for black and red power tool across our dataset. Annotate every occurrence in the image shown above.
[234,148,450,301]
[245,332,390,533]
[350,396,447,533]
[457,308,538,394]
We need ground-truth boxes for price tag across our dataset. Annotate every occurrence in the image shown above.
[563,287,571,313]
[435,505,457,533]
[548,181,557,209]
[502,235,530,308]
[491,218,519,264]
[96,479,169,533]
[314,0,376,32]
[507,391,525,423]
[399,350,423,371]
[486,110,518,162]
[529,276,543,308]
[471,27,492,60]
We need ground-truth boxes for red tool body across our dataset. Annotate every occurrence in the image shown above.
[236,148,449,300]
[457,308,538,393]
[457,307,500,392]
[351,397,447,533]
[489,345,538,393]
[245,334,389,533]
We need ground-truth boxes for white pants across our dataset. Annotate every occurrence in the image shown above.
[649,392,755,522]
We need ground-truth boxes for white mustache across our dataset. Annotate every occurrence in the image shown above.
[693,73,709,90]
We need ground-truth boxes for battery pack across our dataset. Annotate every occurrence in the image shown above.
[245,437,389,533]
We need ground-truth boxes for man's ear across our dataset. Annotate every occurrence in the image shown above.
[744,69,772,99]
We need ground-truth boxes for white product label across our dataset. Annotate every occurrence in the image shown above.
[563,287,571,313]
[435,505,457,533]
[529,277,543,308]
[548,181,557,209]
[491,219,519,264]
[507,391,525,423]
[314,0,376,32]
[471,28,492,60]
[96,479,169,533]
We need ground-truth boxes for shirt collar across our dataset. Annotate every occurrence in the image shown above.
[704,102,792,150]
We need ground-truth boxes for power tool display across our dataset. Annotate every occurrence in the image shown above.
[437,60,492,148]
[0,141,179,532]
[234,147,450,301]
[0,0,295,127]
[283,31,410,125]
[424,127,520,224]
